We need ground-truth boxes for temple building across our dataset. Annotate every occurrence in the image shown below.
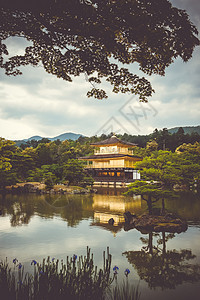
[79,135,142,186]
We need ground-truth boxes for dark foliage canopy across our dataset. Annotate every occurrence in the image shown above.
[0,0,199,100]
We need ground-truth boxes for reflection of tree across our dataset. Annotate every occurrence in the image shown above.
[0,194,94,227]
[0,194,34,226]
[10,202,33,226]
[123,232,200,289]
[60,196,94,227]
[43,194,94,227]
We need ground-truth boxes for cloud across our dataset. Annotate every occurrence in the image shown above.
[0,1,200,140]
[172,0,200,27]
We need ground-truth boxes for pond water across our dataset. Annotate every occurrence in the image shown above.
[0,189,200,300]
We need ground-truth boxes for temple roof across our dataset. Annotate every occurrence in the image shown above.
[90,135,137,147]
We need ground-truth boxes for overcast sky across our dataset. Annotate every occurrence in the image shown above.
[0,0,200,140]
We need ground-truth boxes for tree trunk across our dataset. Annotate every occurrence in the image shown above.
[161,198,165,215]
[162,232,166,255]
[148,232,153,255]
[147,195,153,215]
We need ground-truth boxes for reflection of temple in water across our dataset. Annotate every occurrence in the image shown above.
[91,193,143,236]
[95,187,128,196]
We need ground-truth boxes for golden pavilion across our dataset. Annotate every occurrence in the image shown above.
[79,135,142,185]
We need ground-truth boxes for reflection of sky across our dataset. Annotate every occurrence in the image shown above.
[0,214,142,263]
[167,227,200,262]
[1,193,200,299]
[1,214,200,270]
[0,213,143,285]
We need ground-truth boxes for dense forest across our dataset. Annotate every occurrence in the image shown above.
[0,138,94,190]
[18,126,200,151]
[0,127,200,191]
[87,127,200,151]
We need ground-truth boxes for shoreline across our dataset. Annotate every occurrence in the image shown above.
[2,182,95,195]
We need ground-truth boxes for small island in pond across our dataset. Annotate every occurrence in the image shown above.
[124,211,188,234]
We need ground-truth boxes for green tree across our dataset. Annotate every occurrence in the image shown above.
[125,180,176,214]
[27,164,59,184]
[160,128,170,150]
[0,1,199,100]
[20,139,40,149]
[0,170,18,189]
[131,146,147,158]
[125,150,183,214]
[0,138,13,172]
[190,132,200,144]
[146,139,158,152]
[21,147,38,163]
[0,138,18,188]
[174,127,186,147]
[175,142,200,187]
[63,159,85,185]
[35,143,52,166]
[44,173,57,190]
[135,150,182,187]
[9,149,36,181]
[151,128,160,141]
[126,146,200,214]
[175,141,200,158]
[63,159,93,186]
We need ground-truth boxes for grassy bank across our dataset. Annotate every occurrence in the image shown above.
[4,182,92,195]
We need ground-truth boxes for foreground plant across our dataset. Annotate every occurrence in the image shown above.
[110,281,141,300]
[0,247,140,300]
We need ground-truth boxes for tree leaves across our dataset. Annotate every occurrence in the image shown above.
[0,0,199,100]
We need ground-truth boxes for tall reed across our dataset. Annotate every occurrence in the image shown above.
[0,247,140,300]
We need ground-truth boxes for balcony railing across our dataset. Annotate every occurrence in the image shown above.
[94,149,133,155]
[85,162,136,169]
[86,164,125,169]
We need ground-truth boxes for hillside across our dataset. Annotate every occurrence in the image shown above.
[13,126,200,147]
[50,132,83,141]
[168,126,200,135]
[14,132,83,146]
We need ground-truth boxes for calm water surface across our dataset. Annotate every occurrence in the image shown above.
[0,189,200,300]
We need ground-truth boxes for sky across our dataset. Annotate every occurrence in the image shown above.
[0,0,200,140]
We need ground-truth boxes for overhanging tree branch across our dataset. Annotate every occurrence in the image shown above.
[0,0,199,100]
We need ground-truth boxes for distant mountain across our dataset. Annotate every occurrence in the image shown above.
[23,135,44,142]
[168,126,200,135]
[14,132,83,146]
[51,133,83,141]
[13,126,200,147]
